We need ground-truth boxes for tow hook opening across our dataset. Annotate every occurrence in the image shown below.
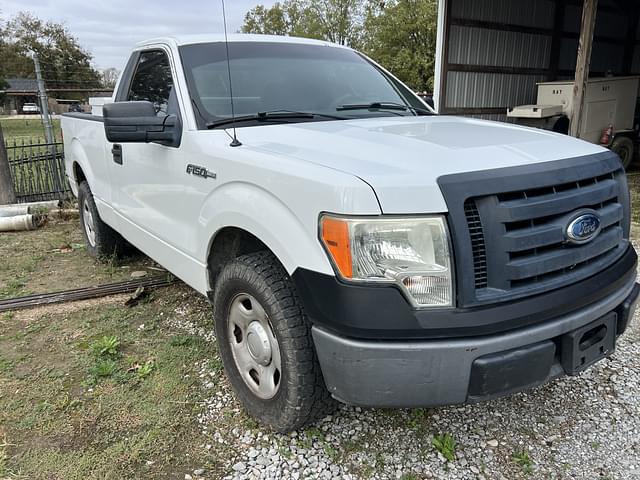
[579,325,607,352]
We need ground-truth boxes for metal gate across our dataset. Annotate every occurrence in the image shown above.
[4,138,71,203]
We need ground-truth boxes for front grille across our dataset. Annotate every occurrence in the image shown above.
[438,152,630,307]
[464,199,488,288]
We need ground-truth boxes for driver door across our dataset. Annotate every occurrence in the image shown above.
[109,48,194,251]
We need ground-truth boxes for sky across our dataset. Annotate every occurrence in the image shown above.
[0,0,278,70]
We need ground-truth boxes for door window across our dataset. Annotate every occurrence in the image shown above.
[128,50,174,114]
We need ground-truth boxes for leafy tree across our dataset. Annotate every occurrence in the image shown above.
[0,12,101,89]
[363,0,438,92]
[242,3,292,35]
[241,0,438,92]
[242,0,363,46]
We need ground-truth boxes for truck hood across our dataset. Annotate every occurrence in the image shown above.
[234,115,606,213]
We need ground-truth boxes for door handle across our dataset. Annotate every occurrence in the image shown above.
[112,144,123,165]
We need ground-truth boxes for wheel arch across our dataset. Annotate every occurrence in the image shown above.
[201,183,334,292]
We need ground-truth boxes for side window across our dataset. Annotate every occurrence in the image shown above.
[128,50,174,114]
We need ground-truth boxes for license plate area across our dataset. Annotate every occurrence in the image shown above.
[560,313,616,375]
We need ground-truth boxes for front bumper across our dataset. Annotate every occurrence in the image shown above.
[311,277,639,408]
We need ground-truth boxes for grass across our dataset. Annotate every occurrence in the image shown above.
[432,433,456,462]
[0,219,240,477]
[0,117,62,143]
[627,171,640,224]
[0,284,226,478]
[90,335,121,357]
[0,219,153,300]
[512,449,534,474]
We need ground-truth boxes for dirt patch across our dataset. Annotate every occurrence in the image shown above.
[0,218,155,299]
[11,293,131,324]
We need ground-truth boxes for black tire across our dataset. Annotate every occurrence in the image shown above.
[611,136,634,169]
[78,181,127,260]
[213,251,337,432]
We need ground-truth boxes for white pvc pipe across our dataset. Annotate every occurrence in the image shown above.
[0,214,37,232]
[0,205,30,217]
[0,200,59,212]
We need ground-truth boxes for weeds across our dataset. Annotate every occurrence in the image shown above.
[400,474,418,480]
[90,359,118,378]
[170,335,194,347]
[512,449,534,474]
[432,433,456,462]
[135,361,154,379]
[90,335,120,357]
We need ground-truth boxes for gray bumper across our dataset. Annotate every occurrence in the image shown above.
[312,277,637,408]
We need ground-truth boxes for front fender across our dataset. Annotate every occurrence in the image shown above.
[198,181,335,279]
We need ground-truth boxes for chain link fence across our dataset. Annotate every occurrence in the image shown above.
[4,137,71,203]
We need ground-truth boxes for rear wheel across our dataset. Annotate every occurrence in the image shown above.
[78,181,127,260]
[611,136,634,169]
[213,251,337,432]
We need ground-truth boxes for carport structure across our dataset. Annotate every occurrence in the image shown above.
[433,0,640,138]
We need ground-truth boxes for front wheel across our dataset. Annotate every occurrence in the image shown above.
[212,251,337,432]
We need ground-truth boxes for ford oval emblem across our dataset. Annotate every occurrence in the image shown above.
[566,212,601,244]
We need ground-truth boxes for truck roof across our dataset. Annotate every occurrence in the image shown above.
[135,34,348,49]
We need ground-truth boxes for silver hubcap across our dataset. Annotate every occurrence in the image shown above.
[228,293,281,399]
[82,200,96,247]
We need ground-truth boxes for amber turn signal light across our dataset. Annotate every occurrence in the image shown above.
[320,216,353,278]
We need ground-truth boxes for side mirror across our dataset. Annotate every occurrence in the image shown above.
[103,101,181,147]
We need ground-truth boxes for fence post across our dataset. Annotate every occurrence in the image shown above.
[0,124,16,205]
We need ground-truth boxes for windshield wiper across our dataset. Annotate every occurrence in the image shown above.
[336,101,433,115]
[206,110,346,129]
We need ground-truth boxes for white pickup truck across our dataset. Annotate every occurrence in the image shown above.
[62,34,639,432]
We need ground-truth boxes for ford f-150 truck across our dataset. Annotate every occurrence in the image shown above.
[62,34,640,432]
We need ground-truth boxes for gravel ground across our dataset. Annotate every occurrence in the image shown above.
[170,284,640,480]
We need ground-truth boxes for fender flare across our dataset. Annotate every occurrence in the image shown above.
[199,182,334,278]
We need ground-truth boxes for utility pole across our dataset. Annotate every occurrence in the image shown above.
[33,53,55,145]
[569,0,598,138]
[33,53,63,194]
[0,123,16,205]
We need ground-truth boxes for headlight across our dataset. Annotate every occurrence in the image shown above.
[320,215,453,307]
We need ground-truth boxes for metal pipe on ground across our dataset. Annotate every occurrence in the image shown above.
[0,214,40,232]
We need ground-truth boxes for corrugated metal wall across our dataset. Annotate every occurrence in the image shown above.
[439,0,640,121]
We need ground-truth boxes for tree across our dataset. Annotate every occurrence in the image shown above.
[0,12,101,89]
[101,68,120,89]
[362,0,438,92]
[241,0,364,46]
[240,0,439,92]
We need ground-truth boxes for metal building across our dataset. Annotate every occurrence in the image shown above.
[433,0,640,131]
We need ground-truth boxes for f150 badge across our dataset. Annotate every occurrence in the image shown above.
[566,212,601,244]
[186,164,216,179]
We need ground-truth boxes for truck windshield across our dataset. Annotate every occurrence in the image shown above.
[179,41,432,129]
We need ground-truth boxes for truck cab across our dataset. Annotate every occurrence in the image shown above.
[62,34,639,432]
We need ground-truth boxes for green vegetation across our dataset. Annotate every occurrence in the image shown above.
[241,0,438,91]
[0,218,152,300]
[90,335,121,357]
[0,215,235,478]
[0,117,62,143]
[0,282,227,477]
[0,12,101,90]
[432,433,456,462]
[627,172,640,224]
[512,449,534,474]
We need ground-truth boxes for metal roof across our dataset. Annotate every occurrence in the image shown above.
[5,78,38,92]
